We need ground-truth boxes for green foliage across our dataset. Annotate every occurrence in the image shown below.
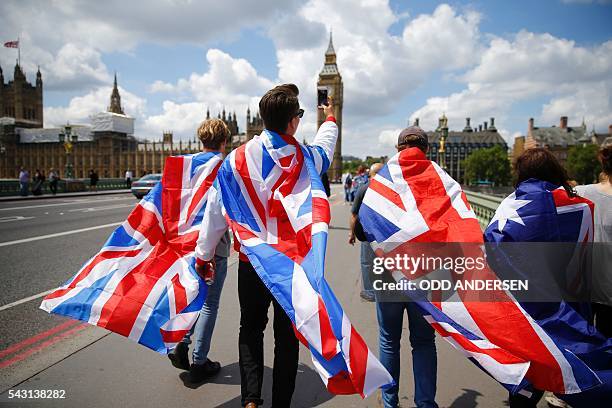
[342,156,388,174]
[567,144,601,184]
[463,145,511,186]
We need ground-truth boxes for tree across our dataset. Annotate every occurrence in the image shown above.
[463,145,511,186]
[567,144,601,185]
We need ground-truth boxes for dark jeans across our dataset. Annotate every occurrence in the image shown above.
[238,261,299,407]
[593,302,612,338]
[376,301,438,408]
[49,180,58,195]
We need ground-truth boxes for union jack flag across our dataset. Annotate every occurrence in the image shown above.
[359,149,610,399]
[4,40,18,48]
[214,120,393,397]
[40,152,223,353]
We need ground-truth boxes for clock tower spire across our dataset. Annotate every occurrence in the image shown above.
[317,30,343,181]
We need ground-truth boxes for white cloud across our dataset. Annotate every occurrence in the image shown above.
[44,86,147,128]
[410,32,612,140]
[378,128,403,149]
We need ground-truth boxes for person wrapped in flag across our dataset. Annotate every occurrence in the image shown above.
[40,124,224,354]
[486,148,612,408]
[164,119,233,383]
[359,130,612,408]
[195,84,393,407]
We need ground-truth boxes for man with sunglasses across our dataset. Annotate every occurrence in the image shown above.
[195,84,336,407]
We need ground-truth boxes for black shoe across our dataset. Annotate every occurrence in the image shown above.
[360,290,375,302]
[168,342,190,370]
[189,359,221,383]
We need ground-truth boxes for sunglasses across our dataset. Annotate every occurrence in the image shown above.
[295,108,304,119]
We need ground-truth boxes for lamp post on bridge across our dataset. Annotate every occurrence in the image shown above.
[438,113,448,171]
[59,123,77,179]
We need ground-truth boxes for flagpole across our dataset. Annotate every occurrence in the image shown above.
[17,36,20,66]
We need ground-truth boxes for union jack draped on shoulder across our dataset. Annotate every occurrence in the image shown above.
[216,121,394,397]
[40,152,223,353]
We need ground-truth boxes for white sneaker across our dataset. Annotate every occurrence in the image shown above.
[544,392,569,408]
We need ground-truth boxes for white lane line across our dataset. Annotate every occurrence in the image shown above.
[0,222,122,247]
[68,203,135,213]
[0,289,55,312]
[0,196,134,212]
[0,216,35,223]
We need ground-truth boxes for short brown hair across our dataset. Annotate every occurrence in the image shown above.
[259,84,300,134]
[397,126,429,153]
[598,139,612,177]
[514,147,575,196]
[197,118,230,150]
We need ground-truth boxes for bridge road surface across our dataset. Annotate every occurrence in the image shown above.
[0,186,546,407]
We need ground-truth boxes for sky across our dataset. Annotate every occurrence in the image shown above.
[1,0,611,158]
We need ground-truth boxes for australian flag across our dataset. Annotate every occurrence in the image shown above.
[485,178,612,406]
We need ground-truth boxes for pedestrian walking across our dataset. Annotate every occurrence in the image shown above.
[32,169,45,195]
[361,127,439,408]
[195,84,338,407]
[125,169,133,188]
[18,167,30,196]
[343,172,353,202]
[48,168,59,195]
[167,119,232,384]
[89,169,99,192]
[349,162,383,302]
[576,137,612,338]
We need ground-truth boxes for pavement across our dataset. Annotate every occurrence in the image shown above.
[0,186,547,407]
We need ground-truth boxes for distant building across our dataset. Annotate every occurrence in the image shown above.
[416,115,507,183]
[591,125,612,146]
[0,71,258,178]
[0,62,43,128]
[317,32,344,182]
[523,116,588,168]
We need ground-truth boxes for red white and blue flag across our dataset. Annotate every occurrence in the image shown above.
[359,148,611,400]
[4,40,19,48]
[216,122,393,397]
[40,152,223,353]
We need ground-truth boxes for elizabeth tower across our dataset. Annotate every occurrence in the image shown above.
[317,32,343,181]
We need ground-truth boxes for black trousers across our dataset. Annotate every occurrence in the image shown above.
[593,302,612,338]
[238,260,299,407]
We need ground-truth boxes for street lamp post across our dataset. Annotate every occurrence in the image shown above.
[438,114,448,171]
[59,124,75,179]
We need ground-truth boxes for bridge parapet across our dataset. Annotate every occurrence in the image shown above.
[464,190,504,229]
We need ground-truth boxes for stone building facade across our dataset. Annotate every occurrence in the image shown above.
[416,115,507,183]
[317,33,343,182]
[0,71,261,179]
[0,63,43,128]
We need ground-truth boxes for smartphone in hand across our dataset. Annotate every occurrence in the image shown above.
[317,88,329,106]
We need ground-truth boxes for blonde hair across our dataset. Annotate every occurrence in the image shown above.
[197,118,230,150]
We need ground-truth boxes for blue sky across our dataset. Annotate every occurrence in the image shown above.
[1,0,611,158]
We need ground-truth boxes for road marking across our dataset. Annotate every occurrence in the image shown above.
[0,215,35,223]
[0,323,87,369]
[0,196,134,212]
[0,320,77,359]
[68,203,134,213]
[0,289,56,312]
[0,222,122,248]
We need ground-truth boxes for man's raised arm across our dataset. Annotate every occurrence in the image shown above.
[309,102,338,174]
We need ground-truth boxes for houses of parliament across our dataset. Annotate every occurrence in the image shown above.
[0,35,345,180]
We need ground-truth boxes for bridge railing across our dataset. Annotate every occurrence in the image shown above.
[0,178,128,197]
[464,190,504,229]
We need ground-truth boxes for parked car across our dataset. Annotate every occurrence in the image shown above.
[131,173,162,199]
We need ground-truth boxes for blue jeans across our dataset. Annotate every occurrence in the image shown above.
[360,242,375,296]
[182,255,228,364]
[20,182,29,196]
[376,301,438,408]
